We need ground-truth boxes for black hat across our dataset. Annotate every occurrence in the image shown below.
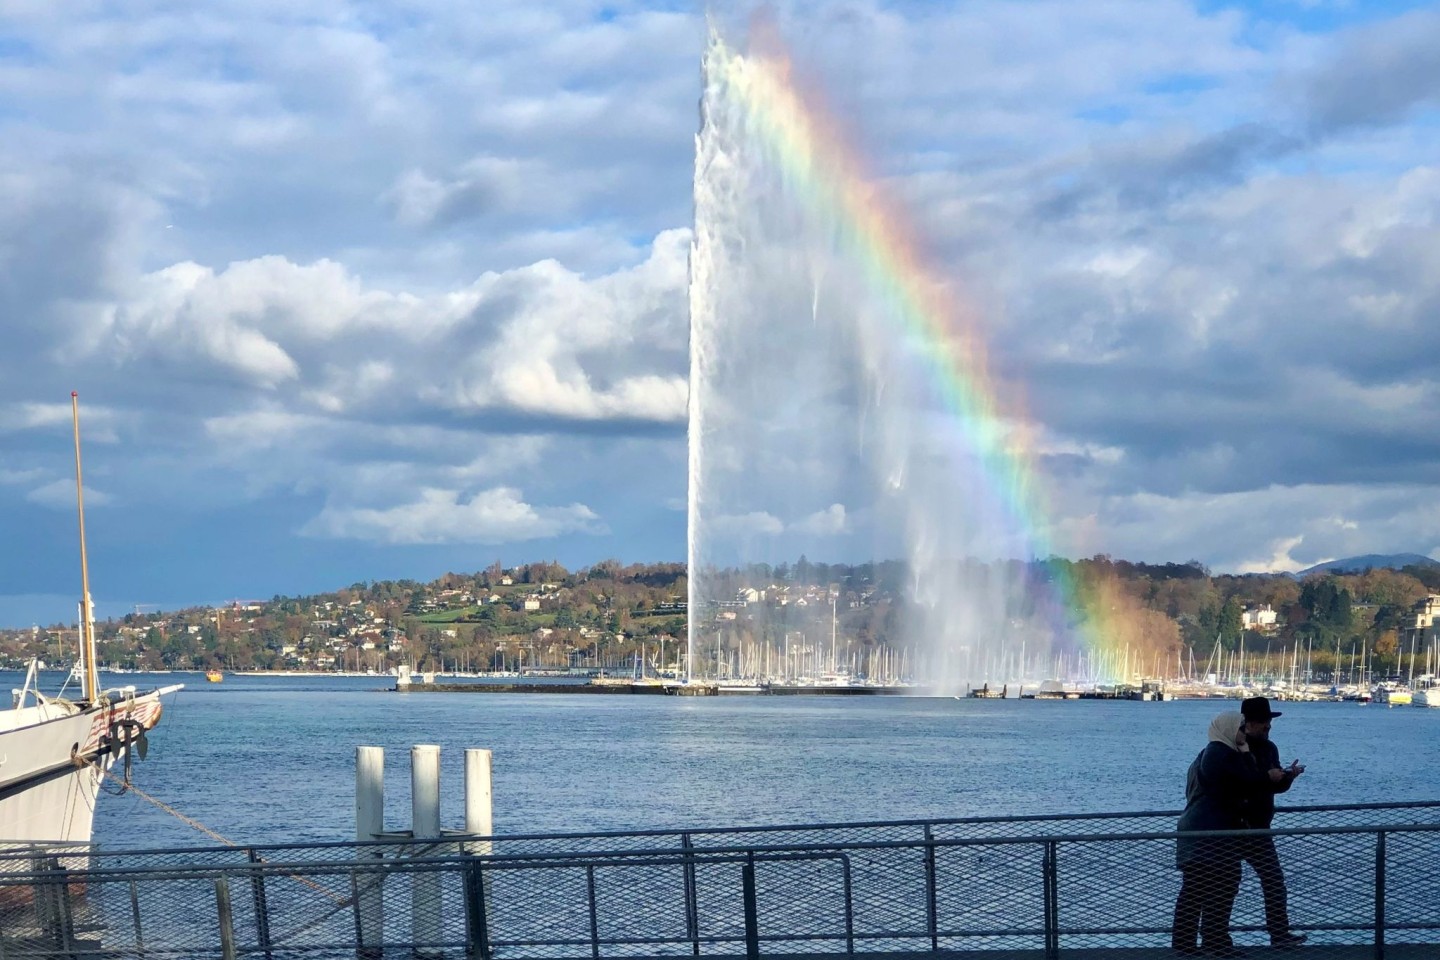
[1242,696,1282,721]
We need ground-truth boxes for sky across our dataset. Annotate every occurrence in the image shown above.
[1,0,1438,626]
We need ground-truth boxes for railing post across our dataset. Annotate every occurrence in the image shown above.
[1042,841,1059,960]
[923,824,938,951]
[463,858,492,960]
[682,832,700,956]
[215,876,237,960]
[247,848,274,960]
[1374,831,1386,960]
[741,853,760,960]
[587,864,601,960]
[38,856,77,960]
[129,878,145,958]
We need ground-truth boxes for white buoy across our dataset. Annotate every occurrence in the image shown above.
[411,745,443,957]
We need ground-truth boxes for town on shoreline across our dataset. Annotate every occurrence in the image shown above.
[3,556,1439,693]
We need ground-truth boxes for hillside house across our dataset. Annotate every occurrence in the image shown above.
[1242,604,1279,634]
[1400,594,1440,654]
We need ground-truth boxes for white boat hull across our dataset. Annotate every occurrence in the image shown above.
[0,690,169,845]
[1412,689,1440,708]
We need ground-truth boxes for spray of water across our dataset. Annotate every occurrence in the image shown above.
[687,25,1109,691]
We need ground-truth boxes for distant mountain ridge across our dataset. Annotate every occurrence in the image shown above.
[1296,553,1440,576]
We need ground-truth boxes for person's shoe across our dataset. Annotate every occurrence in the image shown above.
[1271,933,1307,950]
[1172,947,1202,957]
[1206,947,1246,959]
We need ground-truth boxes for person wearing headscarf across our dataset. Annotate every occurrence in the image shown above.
[1171,711,1285,957]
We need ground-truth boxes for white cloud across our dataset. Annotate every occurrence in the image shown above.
[27,479,112,509]
[1,0,1438,614]
[712,511,786,537]
[793,504,849,536]
[0,403,75,432]
[0,468,45,485]
[92,228,690,425]
[301,486,604,545]
[0,403,119,442]
[1237,535,1307,575]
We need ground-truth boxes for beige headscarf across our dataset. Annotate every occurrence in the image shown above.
[1207,711,1248,752]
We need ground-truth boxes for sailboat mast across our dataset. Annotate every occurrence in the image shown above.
[71,392,100,704]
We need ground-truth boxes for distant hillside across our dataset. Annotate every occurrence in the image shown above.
[1297,553,1440,576]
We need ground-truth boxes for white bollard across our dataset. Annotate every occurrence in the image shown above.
[464,748,495,930]
[356,746,385,842]
[411,745,442,839]
[355,746,385,959]
[464,749,493,838]
[411,745,443,957]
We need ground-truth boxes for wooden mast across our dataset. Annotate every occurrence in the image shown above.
[71,391,100,704]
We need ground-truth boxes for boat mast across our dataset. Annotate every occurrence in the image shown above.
[71,391,101,704]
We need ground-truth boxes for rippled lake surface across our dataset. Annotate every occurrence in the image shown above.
[9,671,1437,849]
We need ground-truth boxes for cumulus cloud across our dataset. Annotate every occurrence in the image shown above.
[0,403,120,442]
[92,229,691,426]
[2,0,1439,617]
[26,479,112,510]
[0,403,81,432]
[793,504,849,536]
[302,486,605,545]
[1237,536,1308,576]
[1297,9,1440,136]
[1055,483,1440,574]
[712,511,786,538]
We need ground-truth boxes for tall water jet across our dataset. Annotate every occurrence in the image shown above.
[688,25,1147,689]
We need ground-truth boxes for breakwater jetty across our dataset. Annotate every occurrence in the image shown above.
[393,681,932,696]
[391,674,939,696]
[396,680,672,695]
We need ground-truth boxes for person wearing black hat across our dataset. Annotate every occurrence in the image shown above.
[1239,696,1306,949]
[1172,711,1286,957]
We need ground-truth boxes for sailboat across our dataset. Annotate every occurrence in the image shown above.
[0,393,184,845]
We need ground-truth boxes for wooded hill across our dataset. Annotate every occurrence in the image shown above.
[1,556,1437,675]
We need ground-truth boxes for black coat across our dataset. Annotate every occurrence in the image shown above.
[1175,741,1272,867]
[1243,735,1296,829]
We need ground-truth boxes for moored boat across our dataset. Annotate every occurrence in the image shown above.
[1374,682,1413,706]
[0,394,184,845]
[1411,675,1440,708]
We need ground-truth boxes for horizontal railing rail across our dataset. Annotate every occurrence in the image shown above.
[3,796,1437,866]
[3,803,1439,959]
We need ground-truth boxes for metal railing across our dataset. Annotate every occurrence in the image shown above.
[2,800,1439,958]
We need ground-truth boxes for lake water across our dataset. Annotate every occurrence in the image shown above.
[11,671,1437,849]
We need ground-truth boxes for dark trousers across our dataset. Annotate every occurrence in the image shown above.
[1173,842,1243,950]
[1241,835,1291,939]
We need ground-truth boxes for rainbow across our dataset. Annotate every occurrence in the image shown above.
[705,24,1144,672]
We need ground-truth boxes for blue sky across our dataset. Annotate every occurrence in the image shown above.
[1,0,1439,626]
